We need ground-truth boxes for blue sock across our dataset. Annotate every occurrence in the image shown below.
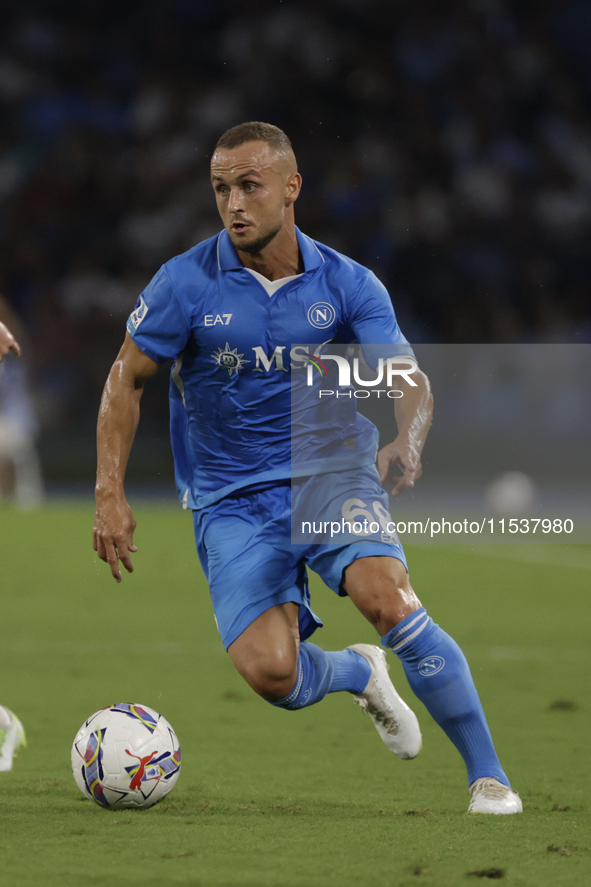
[382,608,509,787]
[270,643,371,710]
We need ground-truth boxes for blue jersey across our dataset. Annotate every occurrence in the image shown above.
[127,227,410,509]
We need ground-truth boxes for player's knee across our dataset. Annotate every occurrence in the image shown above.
[246,669,297,701]
[345,561,422,635]
[364,583,421,632]
[371,600,413,635]
[236,655,298,701]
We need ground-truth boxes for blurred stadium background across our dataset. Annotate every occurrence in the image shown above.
[0,0,589,492]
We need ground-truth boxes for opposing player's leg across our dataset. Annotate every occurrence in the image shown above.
[0,705,26,772]
[343,555,522,814]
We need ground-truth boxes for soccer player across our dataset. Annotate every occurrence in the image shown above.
[0,311,27,769]
[0,300,42,507]
[94,122,521,814]
[0,311,28,771]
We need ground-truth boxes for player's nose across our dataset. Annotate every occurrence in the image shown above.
[227,187,244,213]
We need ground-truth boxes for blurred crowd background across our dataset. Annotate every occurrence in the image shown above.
[0,0,590,488]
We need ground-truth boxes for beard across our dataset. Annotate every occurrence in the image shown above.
[233,222,282,255]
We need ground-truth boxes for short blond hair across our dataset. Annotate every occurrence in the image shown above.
[214,121,293,155]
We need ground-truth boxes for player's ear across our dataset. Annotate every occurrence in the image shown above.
[285,172,302,206]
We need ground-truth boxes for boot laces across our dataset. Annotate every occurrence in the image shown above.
[471,779,512,800]
[354,692,399,736]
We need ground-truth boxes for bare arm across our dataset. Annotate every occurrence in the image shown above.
[0,293,22,361]
[377,368,433,496]
[0,322,20,361]
[93,333,159,581]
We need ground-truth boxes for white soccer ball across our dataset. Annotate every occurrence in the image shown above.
[485,471,536,514]
[71,703,181,809]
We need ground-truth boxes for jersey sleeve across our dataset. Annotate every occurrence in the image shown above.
[347,270,413,367]
[126,266,191,363]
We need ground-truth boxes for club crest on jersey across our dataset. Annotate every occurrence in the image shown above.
[212,342,250,376]
[418,656,446,676]
[307,302,336,330]
[130,296,148,329]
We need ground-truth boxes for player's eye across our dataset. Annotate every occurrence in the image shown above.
[243,182,256,192]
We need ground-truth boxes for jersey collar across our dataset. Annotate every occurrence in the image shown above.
[216,227,325,273]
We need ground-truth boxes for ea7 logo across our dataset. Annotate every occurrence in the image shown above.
[204,314,232,326]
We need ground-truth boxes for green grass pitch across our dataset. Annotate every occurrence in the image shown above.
[0,503,588,887]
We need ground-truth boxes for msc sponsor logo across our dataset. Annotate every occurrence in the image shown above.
[211,343,330,376]
[307,302,336,329]
[252,345,287,372]
[212,343,250,376]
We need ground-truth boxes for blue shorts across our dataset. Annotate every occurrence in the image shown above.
[193,466,407,649]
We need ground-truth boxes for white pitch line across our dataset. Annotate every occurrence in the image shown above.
[465,545,591,571]
[485,646,588,662]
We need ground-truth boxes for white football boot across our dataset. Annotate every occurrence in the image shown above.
[0,706,27,772]
[468,778,523,814]
[348,644,422,759]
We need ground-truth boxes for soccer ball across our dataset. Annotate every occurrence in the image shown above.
[485,471,536,514]
[71,703,181,809]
